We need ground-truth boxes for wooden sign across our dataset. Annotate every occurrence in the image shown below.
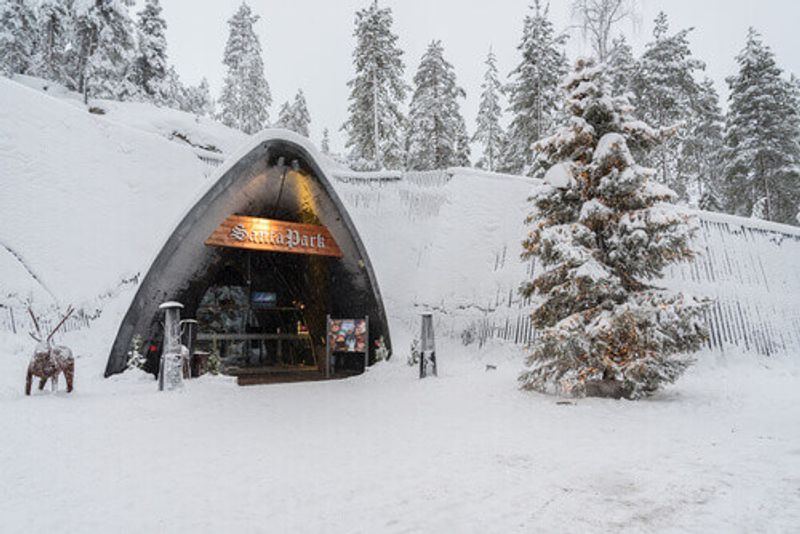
[205,215,343,258]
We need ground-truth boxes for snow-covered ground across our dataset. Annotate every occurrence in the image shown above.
[2,75,800,532]
[1,341,799,533]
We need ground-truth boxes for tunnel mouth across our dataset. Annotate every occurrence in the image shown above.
[189,249,334,378]
[106,133,390,384]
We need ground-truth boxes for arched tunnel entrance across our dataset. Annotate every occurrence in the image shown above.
[105,132,391,384]
[185,246,334,379]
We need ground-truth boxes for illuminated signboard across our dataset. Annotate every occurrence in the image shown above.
[205,215,343,258]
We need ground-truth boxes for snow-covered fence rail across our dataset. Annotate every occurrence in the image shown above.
[196,153,224,167]
[0,306,92,337]
[0,276,140,337]
[472,213,800,356]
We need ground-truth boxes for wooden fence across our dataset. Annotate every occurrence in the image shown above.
[334,169,800,357]
[470,216,800,356]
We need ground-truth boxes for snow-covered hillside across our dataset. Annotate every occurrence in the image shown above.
[2,75,800,533]
[2,74,800,386]
[0,76,237,306]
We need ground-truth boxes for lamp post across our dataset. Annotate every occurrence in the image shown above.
[158,301,184,391]
[420,313,437,378]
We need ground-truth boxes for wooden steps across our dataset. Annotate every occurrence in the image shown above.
[228,366,361,386]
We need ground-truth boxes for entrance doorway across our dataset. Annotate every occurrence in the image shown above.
[193,247,331,380]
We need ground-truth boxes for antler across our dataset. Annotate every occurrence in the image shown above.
[47,305,75,342]
[28,306,42,341]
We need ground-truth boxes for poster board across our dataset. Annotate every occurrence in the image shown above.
[325,316,369,377]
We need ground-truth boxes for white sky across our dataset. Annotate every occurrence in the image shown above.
[140,0,800,154]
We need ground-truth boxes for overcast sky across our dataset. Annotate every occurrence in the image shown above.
[139,0,800,153]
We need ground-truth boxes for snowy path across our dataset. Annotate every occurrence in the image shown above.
[1,346,799,533]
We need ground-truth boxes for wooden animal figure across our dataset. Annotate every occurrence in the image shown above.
[25,306,75,396]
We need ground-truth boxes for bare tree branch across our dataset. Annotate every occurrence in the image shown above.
[571,0,639,62]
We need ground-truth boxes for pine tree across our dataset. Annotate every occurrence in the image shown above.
[74,0,138,101]
[722,28,800,225]
[684,78,724,208]
[321,127,331,154]
[274,90,311,136]
[218,2,271,134]
[502,0,568,175]
[276,101,292,128]
[794,75,800,225]
[606,34,634,97]
[32,0,74,85]
[631,12,705,201]
[519,58,707,399]
[181,77,215,116]
[195,78,215,116]
[473,47,506,172]
[162,65,186,109]
[0,0,37,76]
[291,89,311,137]
[406,40,469,170]
[133,0,169,102]
[455,119,471,167]
[296,90,312,137]
[342,0,408,170]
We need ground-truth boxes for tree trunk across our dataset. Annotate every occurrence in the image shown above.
[372,70,381,169]
[584,378,631,399]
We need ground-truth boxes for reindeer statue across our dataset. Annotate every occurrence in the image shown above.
[25,306,75,395]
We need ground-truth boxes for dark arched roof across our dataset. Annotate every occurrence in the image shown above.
[105,130,390,376]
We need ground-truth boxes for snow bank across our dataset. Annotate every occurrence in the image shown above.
[12,74,248,157]
[1,340,799,532]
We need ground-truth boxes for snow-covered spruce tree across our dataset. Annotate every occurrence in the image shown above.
[276,101,292,128]
[502,0,567,175]
[32,0,75,85]
[321,127,331,154]
[218,2,271,134]
[473,47,507,172]
[180,77,215,117]
[406,40,470,170]
[276,89,312,137]
[0,0,38,76]
[342,0,408,170]
[455,119,471,168]
[685,78,724,209]
[133,0,169,102]
[519,58,707,399]
[126,334,146,371]
[74,0,138,102]
[722,28,800,225]
[161,64,186,109]
[292,89,311,137]
[606,34,634,97]
[630,12,704,201]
